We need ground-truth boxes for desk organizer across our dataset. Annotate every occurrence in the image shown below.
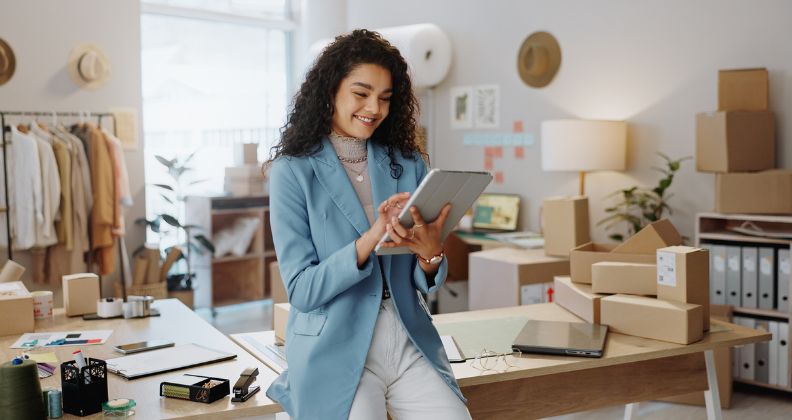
[160,374,230,403]
[60,358,109,416]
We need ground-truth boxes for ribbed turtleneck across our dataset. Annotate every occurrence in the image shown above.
[329,132,374,225]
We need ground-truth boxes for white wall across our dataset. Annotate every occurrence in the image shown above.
[345,0,792,242]
[0,0,143,293]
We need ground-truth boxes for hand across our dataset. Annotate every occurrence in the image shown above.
[379,203,452,261]
[356,192,411,260]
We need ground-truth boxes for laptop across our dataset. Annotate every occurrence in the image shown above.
[512,320,608,358]
[471,193,520,233]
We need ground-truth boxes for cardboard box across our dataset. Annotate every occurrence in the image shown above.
[0,281,34,336]
[601,294,703,345]
[62,273,100,317]
[612,219,683,255]
[657,246,710,331]
[224,165,267,196]
[718,68,768,111]
[591,262,657,296]
[542,196,591,257]
[570,242,656,284]
[554,276,605,324]
[269,261,288,304]
[715,170,792,214]
[234,143,259,166]
[695,111,775,173]
[469,248,569,310]
[273,302,291,344]
[663,304,732,408]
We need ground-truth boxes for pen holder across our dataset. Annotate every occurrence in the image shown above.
[60,358,108,416]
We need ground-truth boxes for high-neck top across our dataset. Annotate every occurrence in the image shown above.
[328,132,374,225]
[329,132,367,161]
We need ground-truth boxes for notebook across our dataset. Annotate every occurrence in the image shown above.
[512,320,608,358]
[106,343,236,379]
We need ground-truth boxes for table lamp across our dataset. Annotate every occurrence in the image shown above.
[540,119,627,195]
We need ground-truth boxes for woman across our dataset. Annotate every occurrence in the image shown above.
[265,29,471,420]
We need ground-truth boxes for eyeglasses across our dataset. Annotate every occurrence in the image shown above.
[469,348,521,374]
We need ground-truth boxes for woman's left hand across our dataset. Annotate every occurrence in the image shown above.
[380,203,451,261]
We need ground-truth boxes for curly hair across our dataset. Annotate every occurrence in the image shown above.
[268,29,422,179]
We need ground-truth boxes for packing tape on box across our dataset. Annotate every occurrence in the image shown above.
[31,291,54,320]
[97,298,123,318]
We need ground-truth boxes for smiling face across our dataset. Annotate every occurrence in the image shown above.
[331,63,393,139]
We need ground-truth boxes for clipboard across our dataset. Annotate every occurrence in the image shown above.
[375,169,493,255]
[106,343,236,380]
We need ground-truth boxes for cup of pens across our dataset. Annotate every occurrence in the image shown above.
[60,350,108,416]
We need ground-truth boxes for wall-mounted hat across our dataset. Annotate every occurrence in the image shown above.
[517,31,561,88]
[0,38,16,86]
[68,43,111,90]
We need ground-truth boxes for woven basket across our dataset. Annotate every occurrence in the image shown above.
[115,282,168,300]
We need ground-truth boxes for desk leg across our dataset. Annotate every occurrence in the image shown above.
[623,403,637,420]
[704,350,723,420]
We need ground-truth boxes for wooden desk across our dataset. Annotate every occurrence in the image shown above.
[237,303,769,420]
[0,299,281,419]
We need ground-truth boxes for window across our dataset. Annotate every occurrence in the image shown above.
[141,1,292,244]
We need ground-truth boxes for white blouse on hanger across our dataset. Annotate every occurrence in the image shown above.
[30,124,61,247]
[6,126,43,250]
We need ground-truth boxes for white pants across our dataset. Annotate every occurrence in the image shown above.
[348,299,471,420]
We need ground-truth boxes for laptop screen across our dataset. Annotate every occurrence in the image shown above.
[472,194,520,232]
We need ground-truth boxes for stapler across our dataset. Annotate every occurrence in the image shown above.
[231,367,260,402]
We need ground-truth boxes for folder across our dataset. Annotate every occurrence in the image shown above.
[736,317,755,381]
[710,245,727,305]
[769,321,779,385]
[732,316,742,380]
[780,322,790,387]
[779,249,790,312]
[741,247,758,309]
[754,319,770,384]
[725,246,742,307]
[758,247,776,310]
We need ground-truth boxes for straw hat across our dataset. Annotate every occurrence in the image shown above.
[0,38,16,86]
[68,43,111,90]
[517,31,561,88]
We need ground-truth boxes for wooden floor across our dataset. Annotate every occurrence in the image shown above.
[203,300,792,420]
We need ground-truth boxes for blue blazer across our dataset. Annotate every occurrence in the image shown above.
[265,138,465,419]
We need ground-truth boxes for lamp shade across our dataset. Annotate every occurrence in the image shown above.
[541,119,627,172]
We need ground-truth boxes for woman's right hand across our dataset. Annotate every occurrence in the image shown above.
[356,192,411,265]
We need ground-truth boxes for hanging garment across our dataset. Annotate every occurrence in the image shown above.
[50,135,73,249]
[102,129,132,208]
[30,124,61,248]
[86,123,116,275]
[102,130,126,236]
[5,127,43,250]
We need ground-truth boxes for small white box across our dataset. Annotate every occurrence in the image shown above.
[62,273,100,316]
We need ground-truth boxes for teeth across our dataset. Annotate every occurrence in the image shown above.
[355,115,374,123]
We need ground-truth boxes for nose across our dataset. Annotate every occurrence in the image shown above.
[364,96,380,116]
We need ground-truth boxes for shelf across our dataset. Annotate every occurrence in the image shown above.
[732,306,789,320]
[210,207,265,216]
[698,212,792,224]
[699,232,791,246]
[213,252,264,263]
[734,378,792,393]
[263,250,277,258]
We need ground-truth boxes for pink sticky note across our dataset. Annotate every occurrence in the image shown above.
[484,156,493,170]
[495,171,504,184]
[515,146,524,159]
[513,120,524,133]
[493,146,503,158]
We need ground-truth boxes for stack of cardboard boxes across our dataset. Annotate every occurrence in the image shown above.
[697,68,787,213]
[225,143,267,196]
[554,219,711,345]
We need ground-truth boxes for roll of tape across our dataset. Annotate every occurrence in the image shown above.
[96,298,123,318]
[31,291,54,320]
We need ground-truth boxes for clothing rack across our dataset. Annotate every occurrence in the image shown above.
[0,110,126,298]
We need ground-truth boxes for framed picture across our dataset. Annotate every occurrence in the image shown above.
[474,85,500,129]
[450,86,474,129]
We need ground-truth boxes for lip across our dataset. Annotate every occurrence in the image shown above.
[354,114,376,127]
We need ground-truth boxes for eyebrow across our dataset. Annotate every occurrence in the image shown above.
[351,82,392,94]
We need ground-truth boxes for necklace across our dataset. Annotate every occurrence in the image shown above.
[339,161,367,183]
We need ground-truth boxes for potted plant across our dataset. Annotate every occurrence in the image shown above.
[598,153,691,241]
[135,152,214,294]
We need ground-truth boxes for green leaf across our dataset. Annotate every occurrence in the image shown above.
[194,234,215,253]
[161,214,181,228]
[189,179,209,185]
[609,233,624,242]
[134,218,148,225]
[160,193,174,205]
[183,150,198,165]
[182,224,201,231]
[155,155,175,169]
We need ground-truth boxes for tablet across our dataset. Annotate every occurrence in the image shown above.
[375,169,492,255]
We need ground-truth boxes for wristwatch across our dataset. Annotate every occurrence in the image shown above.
[417,251,444,265]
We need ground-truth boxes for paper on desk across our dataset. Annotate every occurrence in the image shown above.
[27,352,58,364]
[441,335,464,362]
[10,330,113,349]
